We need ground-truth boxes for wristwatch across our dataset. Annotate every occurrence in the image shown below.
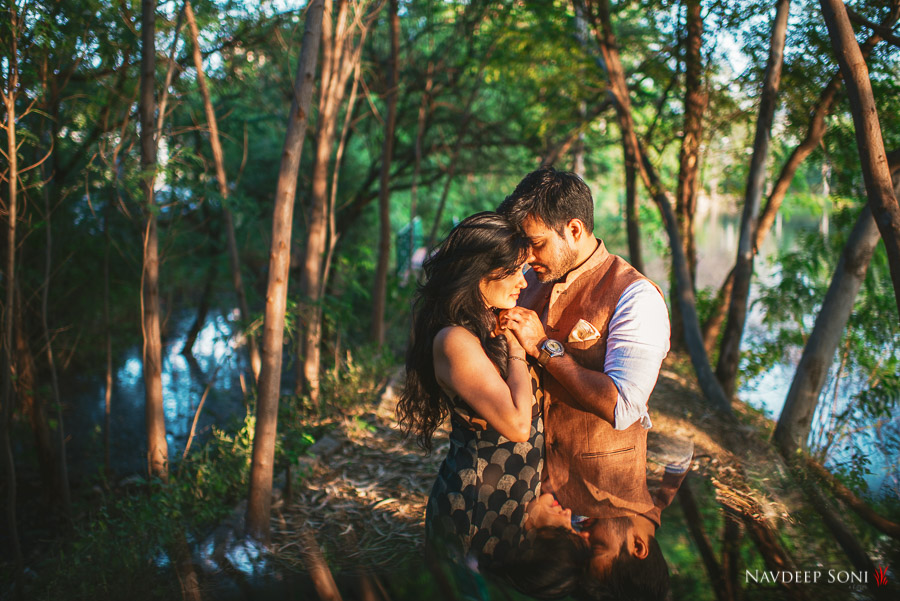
[537,338,565,367]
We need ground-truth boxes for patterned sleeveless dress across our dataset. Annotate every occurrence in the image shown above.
[425,365,544,571]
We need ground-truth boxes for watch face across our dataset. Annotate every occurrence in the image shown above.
[543,339,565,356]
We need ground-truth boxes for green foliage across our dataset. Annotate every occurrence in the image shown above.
[31,410,260,600]
[744,206,900,499]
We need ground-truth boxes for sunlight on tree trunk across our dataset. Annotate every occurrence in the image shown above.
[671,0,707,351]
[1,2,25,586]
[820,0,900,316]
[184,0,261,382]
[246,0,324,542]
[140,0,168,482]
[298,0,374,402]
[716,0,791,399]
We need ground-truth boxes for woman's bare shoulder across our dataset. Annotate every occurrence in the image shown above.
[433,325,481,358]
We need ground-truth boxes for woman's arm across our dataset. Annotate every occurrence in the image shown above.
[433,326,533,442]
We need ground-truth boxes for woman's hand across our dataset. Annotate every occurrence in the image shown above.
[499,307,545,358]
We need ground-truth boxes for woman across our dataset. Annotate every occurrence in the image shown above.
[397,212,587,597]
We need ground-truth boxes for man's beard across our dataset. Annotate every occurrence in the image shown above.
[534,243,578,283]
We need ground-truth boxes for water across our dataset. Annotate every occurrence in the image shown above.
[65,311,250,478]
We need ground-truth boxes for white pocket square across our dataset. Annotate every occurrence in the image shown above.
[568,319,601,343]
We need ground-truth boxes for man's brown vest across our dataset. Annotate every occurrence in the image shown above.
[520,240,658,518]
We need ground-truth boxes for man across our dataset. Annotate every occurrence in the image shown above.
[498,166,672,599]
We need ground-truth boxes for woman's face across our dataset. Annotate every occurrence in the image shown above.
[526,492,575,532]
[479,262,528,310]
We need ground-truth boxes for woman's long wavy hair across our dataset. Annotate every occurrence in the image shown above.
[397,211,530,451]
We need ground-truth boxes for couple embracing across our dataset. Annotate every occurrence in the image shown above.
[398,167,676,600]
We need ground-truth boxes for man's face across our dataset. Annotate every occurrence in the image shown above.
[521,216,578,283]
[582,516,631,578]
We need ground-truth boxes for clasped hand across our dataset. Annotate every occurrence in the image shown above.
[498,307,545,358]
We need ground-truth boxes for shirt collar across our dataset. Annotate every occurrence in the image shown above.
[560,238,610,287]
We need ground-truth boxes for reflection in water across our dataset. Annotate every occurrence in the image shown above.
[67,312,248,478]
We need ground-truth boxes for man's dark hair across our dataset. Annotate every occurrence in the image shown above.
[575,536,670,601]
[490,526,591,600]
[498,166,594,234]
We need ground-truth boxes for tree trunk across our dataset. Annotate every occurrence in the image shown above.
[804,455,900,540]
[678,479,732,601]
[246,0,323,542]
[623,135,644,274]
[820,0,900,316]
[581,0,732,414]
[181,263,215,357]
[773,203,886,453]
[702,2,900,353]
[140,0,168,481]
[721,517,743,601]
[716,0,791,399]
[786,460,889,600]
[409,62,434,279]
[737,511,812,601]
[15,289,57,501]
[104,200,113,476]
[1,3,24,582]
[298,0,354,402]
[184,0,261,381]
[372,0,400,346]
[40,112,71,513]
[671,0,707,351]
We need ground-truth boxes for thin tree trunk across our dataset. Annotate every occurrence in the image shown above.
[15,288,57,500]
[785,459,889,600]
[181,264,215,356]
[104,200,113,476]
[820,0,900,316]
[716,0,791,399]
[1,3,24,584]
[671,0,707,351]
[372,0,400,346]
[409,62,434,277]
[678,479,732,601]
[580,0,732,414]
[299,0,345,401]
[737,511,812,601]
[40,120,71,513]
[702,2,900,354]
[184,0,261,381]
[721,517,743,601]
[300,528,344,601]
[246,0,323,542]
[774,207,881,453]
[319,60,364,365]
[299,0,373,401]
[804,455,900,540]
[141,0,168,481]
[623,134,644,274]
[773,148,898,452]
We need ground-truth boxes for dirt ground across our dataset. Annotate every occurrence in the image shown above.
[267,354,897,600]
[271,355,790,570]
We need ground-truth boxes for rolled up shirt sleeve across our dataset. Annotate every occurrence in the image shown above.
[606,279,670,431]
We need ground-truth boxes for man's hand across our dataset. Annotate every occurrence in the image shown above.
[499,307,546,358]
